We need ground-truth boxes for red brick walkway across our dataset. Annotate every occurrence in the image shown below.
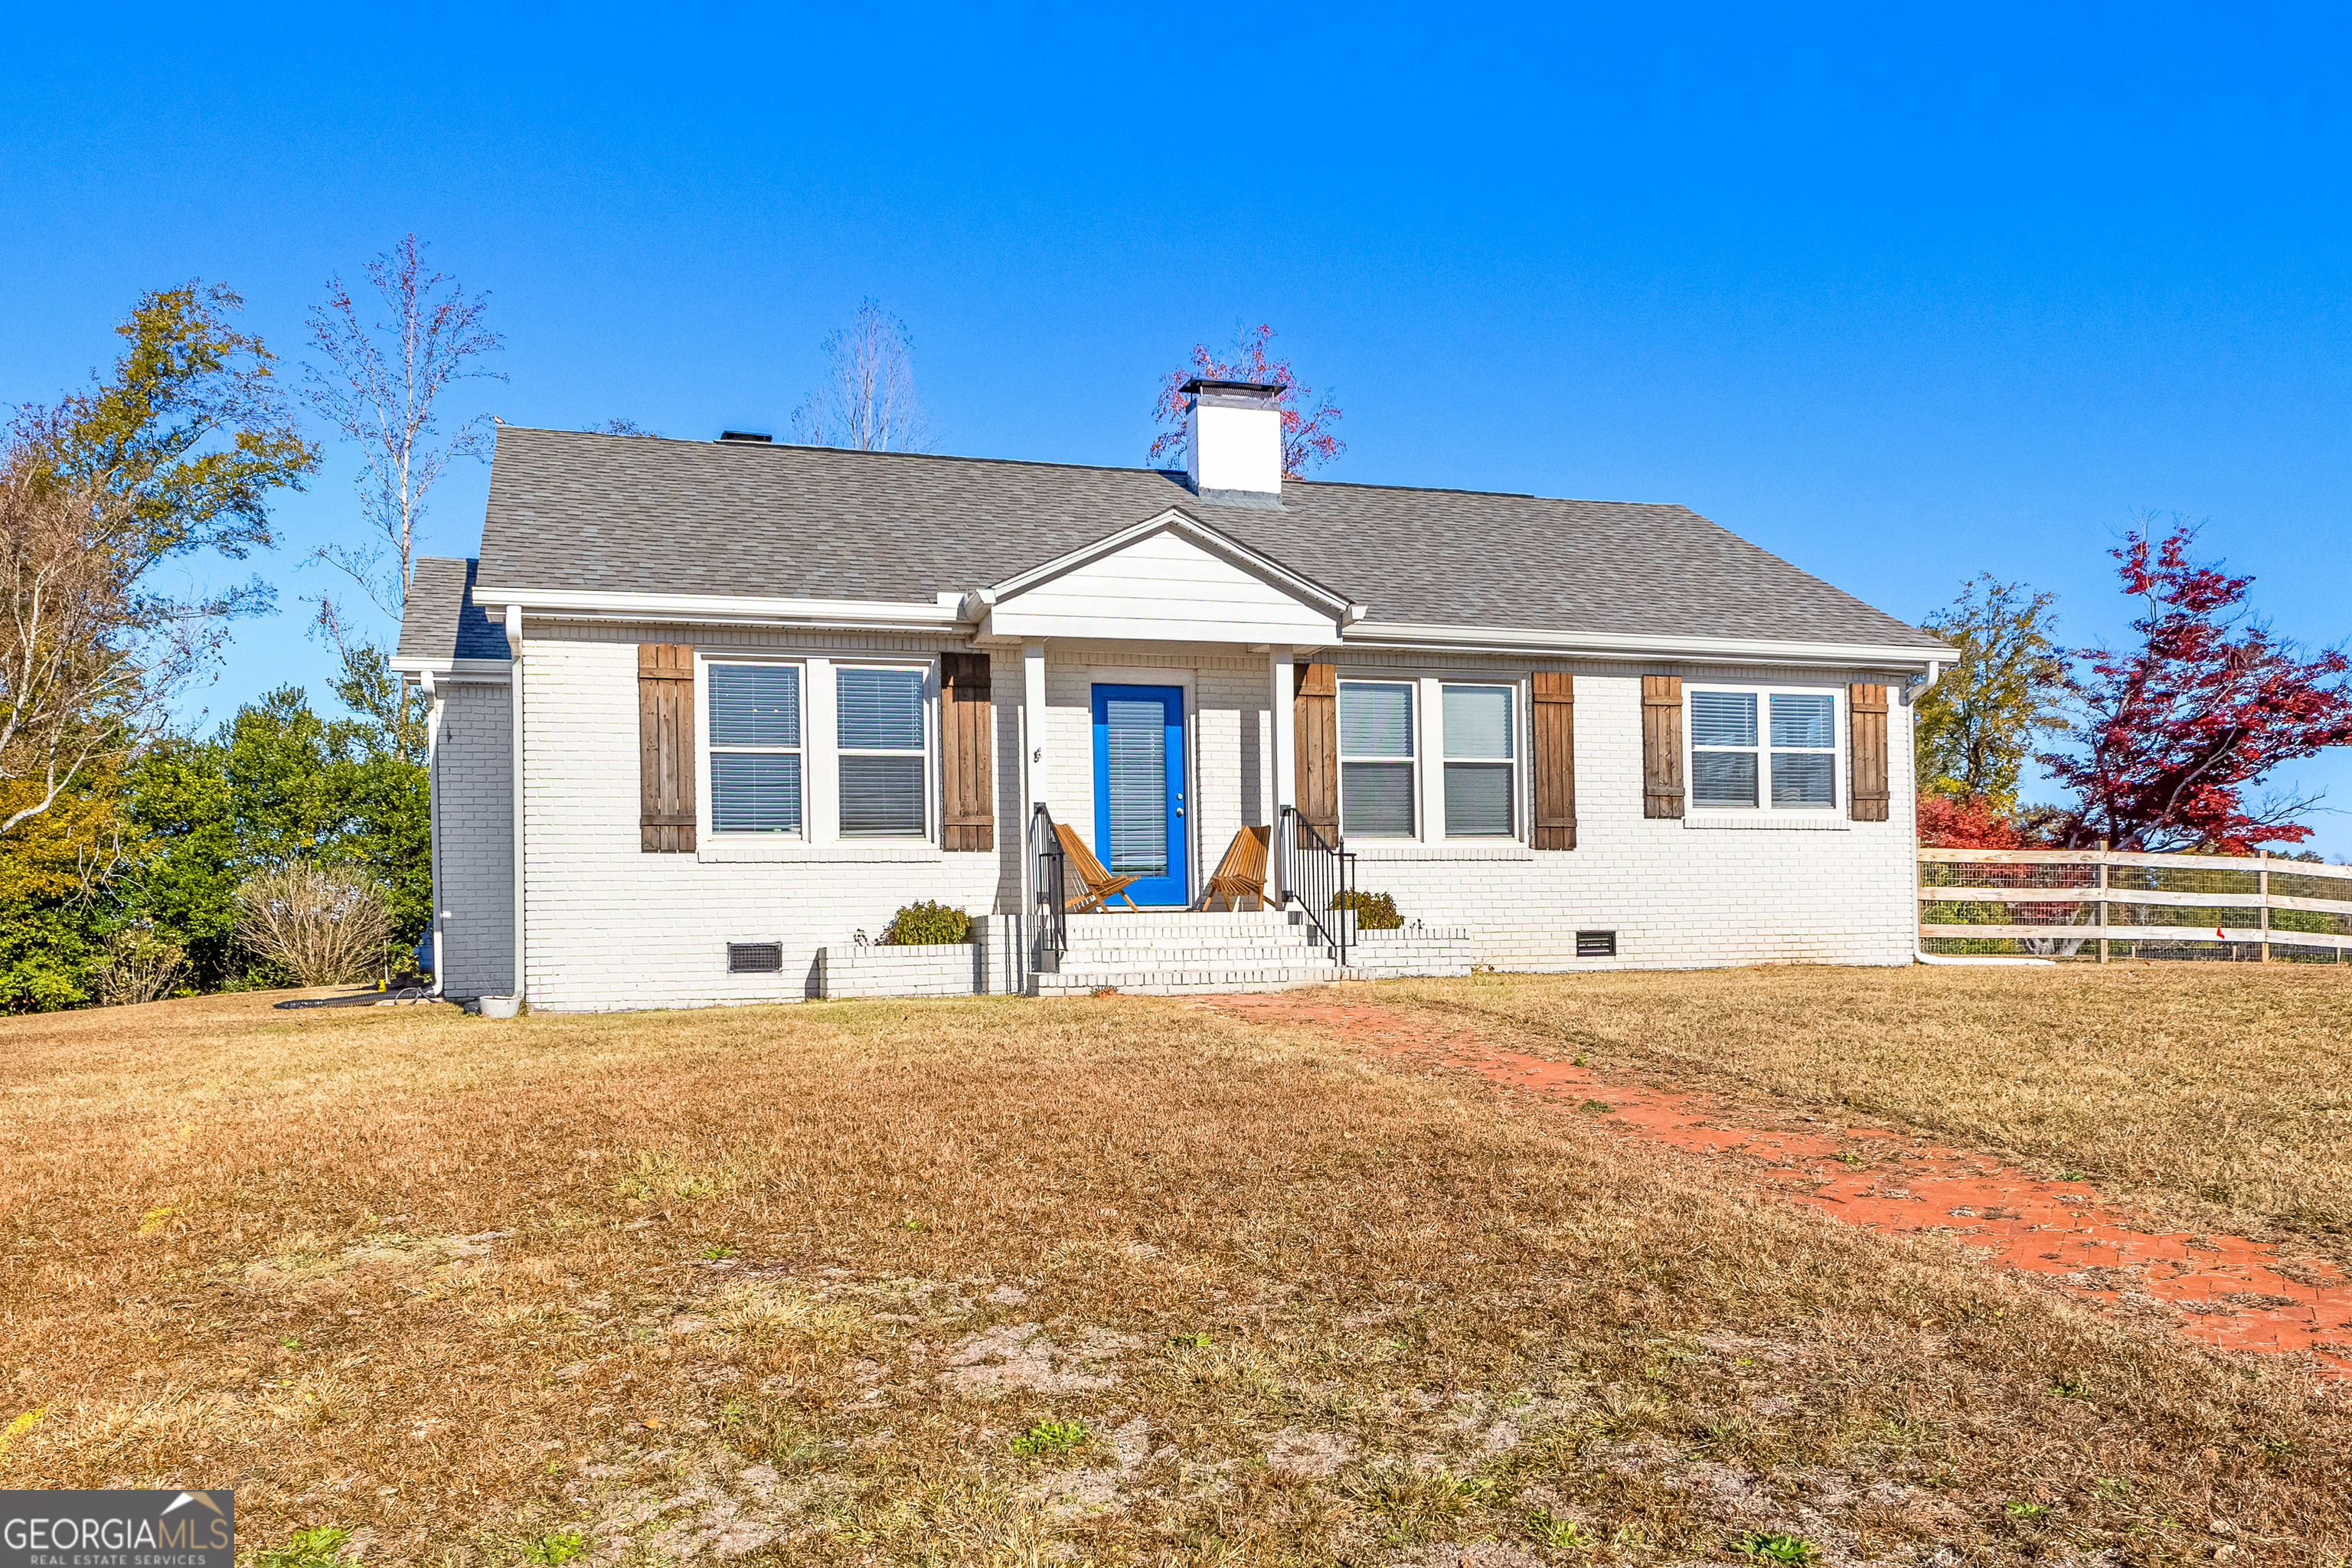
[1201,992,2352,1376]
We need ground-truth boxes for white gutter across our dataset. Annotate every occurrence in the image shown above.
[472,586,962,633]
[389,655,512,682]
[506,604,527,1008]
[1343,619,1947,670]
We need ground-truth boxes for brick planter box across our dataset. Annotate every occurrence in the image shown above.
[817,941,982,999]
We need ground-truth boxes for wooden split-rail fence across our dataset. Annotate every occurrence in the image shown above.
[1919,847,2352,962]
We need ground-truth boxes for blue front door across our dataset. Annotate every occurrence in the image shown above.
[1092,684,1188,906]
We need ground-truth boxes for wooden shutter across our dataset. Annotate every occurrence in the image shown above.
[1848,682,1890,822]
[940,652,995,851]
[639,644,696,852]
[1294,662,1339,840]
[1641,675,1684,819]
[1530,671,1576,849]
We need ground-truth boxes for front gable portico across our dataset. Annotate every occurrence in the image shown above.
[971,510,1363,646]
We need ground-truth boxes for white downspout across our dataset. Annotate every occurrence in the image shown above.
[506,605,527,1005]
[421,668,447,998]
[1903,658,2045,964]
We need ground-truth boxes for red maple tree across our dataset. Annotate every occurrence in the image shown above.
[1148,325,1344,479]
[2042,525,2352,852]
[1916,792,2037,848]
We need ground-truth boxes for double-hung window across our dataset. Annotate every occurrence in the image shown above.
[1338,680,1416,836]
[707,663,804,833]
[1442,684,1515,836]
[836,666,929,838]
[1689,688,1838,810]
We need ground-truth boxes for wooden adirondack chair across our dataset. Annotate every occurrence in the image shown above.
[1054,822,1143,912]
[1196,825,1272,911]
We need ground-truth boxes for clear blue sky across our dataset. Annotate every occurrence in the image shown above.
[7,4,2350,854]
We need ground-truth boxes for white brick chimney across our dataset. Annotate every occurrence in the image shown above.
[1183,378,1282,501]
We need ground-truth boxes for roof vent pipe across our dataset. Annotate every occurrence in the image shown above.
[1182,379,1282,503]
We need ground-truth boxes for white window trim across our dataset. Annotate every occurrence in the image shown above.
[1682,682,1850,830]
[1435,678,1524,843]
[697,652,808,844]
[1338,677,1420,840]
[834,659,939,843]
[694,651,942,858]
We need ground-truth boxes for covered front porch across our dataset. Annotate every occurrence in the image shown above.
[1001,635,1372,982]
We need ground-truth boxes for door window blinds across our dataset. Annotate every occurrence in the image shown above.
[1102,698,1169,875]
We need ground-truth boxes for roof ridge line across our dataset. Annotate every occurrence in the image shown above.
[495,425,1688,510]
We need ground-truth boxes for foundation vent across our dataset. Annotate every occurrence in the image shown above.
[727,942,785,973]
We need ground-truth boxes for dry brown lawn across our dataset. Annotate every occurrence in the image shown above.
[1384,965,2352,1266]
[1,983,2346,1566]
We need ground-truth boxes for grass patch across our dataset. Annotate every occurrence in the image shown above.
[1386,964,2352,1257]
[0,985,2344,1560]
[1008,1419,1089,1456]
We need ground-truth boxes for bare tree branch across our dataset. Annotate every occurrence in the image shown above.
[303,234,505,624]
[790,300,929,452]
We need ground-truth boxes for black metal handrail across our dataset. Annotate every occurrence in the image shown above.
[1279,805,1356,967]
[1030,803,1068,973]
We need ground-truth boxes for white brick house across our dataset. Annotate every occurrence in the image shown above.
[393,381,1947,1011]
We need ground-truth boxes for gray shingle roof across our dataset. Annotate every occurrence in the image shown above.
[396,556,511,662]
[472,426,1942,650]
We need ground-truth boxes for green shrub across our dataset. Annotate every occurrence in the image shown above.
[1331,890,1403,930]
[880,900,972,946]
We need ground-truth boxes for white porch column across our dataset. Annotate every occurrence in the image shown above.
[1021,640,1048,909]
[1269,648,1296,819]
[1022,640,1049,816]
[1270,648,1295,909]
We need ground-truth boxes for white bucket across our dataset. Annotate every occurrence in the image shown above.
[479,995,523,1019]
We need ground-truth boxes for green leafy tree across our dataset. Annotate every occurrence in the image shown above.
[0,775,126,1010]
[1915,575,2067,812]
[118,738,240,989]
[116,687,429,995]
[3,282,315,841]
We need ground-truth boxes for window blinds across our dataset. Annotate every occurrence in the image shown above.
[710,665,801,746]
[1339,681,1415,836]
[707,665,802,833]
[1690,690,1759,808]
[1443,684,1514,837]
[838,668,926,837]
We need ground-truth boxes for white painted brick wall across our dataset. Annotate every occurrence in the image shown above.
[433,679,515,1000]
[818,942,983,999]
[1330,655,1920,972]
[1034,644,1918,973]
[517,623,1002,1012]
[475,622,1921,1011]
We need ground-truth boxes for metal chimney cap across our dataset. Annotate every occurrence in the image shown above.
[1178,378,1282,402]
